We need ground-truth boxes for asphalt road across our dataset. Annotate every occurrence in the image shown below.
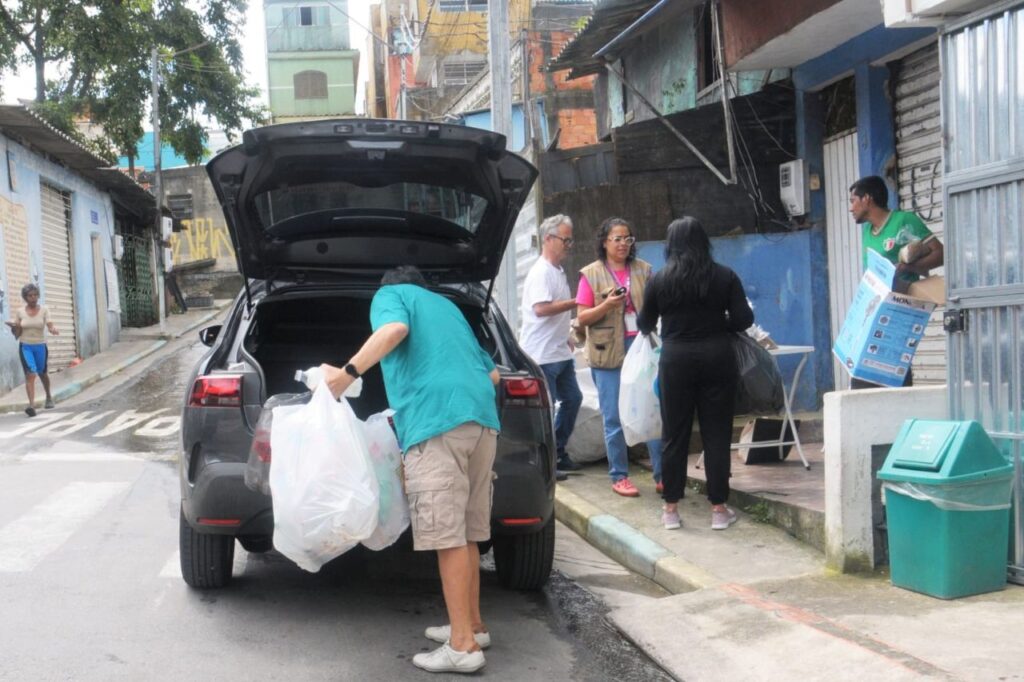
[0,339,673,681]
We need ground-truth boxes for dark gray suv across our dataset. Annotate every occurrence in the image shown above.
[178,119,557,591]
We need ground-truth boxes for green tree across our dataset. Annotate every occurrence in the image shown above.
[0,0,266,165]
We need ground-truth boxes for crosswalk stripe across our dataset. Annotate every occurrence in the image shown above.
[0,481,130,572]
[21,452,153,463]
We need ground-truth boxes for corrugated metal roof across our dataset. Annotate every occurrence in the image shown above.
[0,104,157,220]
[0,105,113,169]
[545,0,662,79]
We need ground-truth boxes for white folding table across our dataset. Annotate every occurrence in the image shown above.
[733,345,815,470]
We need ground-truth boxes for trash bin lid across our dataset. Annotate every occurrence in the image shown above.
[878,419,1014,483]
[889,420,960,472]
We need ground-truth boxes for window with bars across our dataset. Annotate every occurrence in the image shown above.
[439,0,487,12]
[442,60,487,89]
[294,70,328,99]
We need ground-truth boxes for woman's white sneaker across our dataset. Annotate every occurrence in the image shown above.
[424,624,491,649]
[412,643,486,673]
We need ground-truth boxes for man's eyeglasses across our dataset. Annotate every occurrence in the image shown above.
[549,235,574,246]
[607,236,636,245]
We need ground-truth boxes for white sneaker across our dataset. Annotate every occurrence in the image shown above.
[424,624,491,649]
[412,643,486,673]
[711,506,738,530]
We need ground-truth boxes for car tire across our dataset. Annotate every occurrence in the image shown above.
[493,516,554,590]
[179,508,235,589]
[238,535,273,553]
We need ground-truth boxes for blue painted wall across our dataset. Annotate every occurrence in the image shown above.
[0,134,119,393]
[638,228,832,411]
[117,131,202,171]
[458,104,532,152]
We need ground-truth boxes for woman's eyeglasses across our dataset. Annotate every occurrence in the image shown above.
[607,236,636,245]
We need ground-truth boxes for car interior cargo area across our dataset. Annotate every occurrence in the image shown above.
[242,290,503,420]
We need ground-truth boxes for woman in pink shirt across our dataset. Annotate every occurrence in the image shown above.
[575,218,662,497]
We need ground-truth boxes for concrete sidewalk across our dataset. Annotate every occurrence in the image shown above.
[0,301,231,415]
[556,461,1024,680]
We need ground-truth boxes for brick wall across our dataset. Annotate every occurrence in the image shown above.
[557,108,598,148]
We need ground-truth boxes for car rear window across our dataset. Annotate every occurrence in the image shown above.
[254,181,489,234]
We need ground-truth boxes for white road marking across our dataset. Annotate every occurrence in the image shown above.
[134,416,182,437]
[21,451,152,462]
[0,411,70,439]
[0,409,181,442]
[28,411,115,438]
[93,409,169,438]
[159,551,181,578]
[0,481,130,572]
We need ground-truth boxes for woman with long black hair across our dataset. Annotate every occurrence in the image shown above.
[637,217,753,530]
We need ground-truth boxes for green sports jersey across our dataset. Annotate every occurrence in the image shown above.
[862,210,934,283]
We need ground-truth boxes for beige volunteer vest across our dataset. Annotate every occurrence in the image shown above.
[579,259,652,369]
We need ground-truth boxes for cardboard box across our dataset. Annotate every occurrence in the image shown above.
[908,275,945,305]
[832,251,937,387]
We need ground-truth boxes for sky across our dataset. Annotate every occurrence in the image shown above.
[1,0,375,123]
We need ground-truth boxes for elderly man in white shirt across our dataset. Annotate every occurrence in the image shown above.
[520,214,583,479]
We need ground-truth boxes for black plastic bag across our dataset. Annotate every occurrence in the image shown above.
[244,392,311,495]
[731,333,785,416]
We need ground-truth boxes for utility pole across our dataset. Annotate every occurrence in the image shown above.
[151,39,166,332]
[488,0,517,331]
[397,4,410,119]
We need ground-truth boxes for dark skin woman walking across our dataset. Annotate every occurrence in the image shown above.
[638,218,753,530]
[5,283,59,417]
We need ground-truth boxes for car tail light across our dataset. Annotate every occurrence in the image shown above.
[189,375,243,408]
[501,377,549,408]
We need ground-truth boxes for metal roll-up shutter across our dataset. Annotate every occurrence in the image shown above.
[39,184,78,371]
[893,42,946,384]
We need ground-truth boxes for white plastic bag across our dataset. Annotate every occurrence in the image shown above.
[269,381,379,572]
[619,334,662,446]
[566,363,606,463]
[360,409,410,551]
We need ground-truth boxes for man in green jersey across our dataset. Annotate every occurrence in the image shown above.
[849,175,944,283]
[848,175,945,388]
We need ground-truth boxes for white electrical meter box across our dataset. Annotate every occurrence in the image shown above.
[112,234,125,260]
[163,247,174,271]
[779,160,808,216]
[160,216,174,241]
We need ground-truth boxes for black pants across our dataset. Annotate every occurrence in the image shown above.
[659,337,736,505]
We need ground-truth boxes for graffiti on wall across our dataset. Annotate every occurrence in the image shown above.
[0,195,31,317]
[170,217,235,264]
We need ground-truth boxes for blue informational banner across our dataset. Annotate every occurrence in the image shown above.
[833,251,936,387]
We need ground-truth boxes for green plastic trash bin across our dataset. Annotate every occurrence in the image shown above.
[877,419,1013,599]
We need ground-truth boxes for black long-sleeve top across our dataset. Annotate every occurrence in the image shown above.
[637,263,754,341]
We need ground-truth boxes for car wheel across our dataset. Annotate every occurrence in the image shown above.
[238,535,273,553]
[179,508,235,589]
[493,516,554,590]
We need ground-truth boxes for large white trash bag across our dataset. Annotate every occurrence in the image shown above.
[269,381,379,572]
[360,409,410,551]
[619,334,662,446]
[566,364,606,463]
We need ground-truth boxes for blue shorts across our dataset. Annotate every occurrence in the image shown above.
[19,343,48,375]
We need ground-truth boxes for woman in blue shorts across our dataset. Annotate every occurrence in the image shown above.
[5,283,59,417]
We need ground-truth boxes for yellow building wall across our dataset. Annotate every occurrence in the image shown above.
[417,0,530,56]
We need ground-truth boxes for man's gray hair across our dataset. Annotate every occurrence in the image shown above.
[539,214,572,239]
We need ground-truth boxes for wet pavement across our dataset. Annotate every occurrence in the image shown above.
[0,339,675,681]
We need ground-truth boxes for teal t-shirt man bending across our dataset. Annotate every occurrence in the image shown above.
[320,265,499,674]
[848,175,945,388]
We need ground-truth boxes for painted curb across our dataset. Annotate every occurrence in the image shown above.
[555,485,718,593]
